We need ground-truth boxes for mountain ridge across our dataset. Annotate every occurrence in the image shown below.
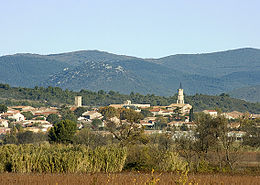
[0,48,259,101]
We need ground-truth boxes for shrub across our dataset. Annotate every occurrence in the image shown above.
[124,144,187,172]
[0,144,127,173]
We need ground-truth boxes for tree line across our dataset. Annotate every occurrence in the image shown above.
[0,84,259,113]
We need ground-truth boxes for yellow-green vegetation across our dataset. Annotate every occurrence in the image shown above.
[0,144,189,174]
[125,144,187,172]
[0,144,127,173]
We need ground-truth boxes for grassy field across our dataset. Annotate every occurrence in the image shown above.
[0,173,259,185]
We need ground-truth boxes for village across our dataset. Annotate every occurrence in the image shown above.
[1,84,258,143]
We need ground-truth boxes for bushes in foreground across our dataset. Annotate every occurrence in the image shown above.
[124,144,187,172]
[0,144,188,173]
[0,144,127,173]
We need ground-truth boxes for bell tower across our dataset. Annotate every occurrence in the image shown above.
[177,83,184,104]
[75,96,82,107]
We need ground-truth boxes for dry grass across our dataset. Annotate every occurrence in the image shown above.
[0,172,259,185]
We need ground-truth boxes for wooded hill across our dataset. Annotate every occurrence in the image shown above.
[0,84,259,113]
[0,48,260,101]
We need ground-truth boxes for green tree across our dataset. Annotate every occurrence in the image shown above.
[105,108,147,146]
[3,126,18,144]
[106,120,148,146]
[0,104,7,113]
[194,112,220,156]
[21,111,34,120]
[189,107,194,122]
[73,128,109,147]
[17,131,47,144]
[242,119,260,147]
[74,107,89,117]
[62,113,77,122]
[91,119,103,130]
[99,106,119,119]
[59,106,77,122]
[180,124,188,131]
[15,124,23,132]
[46,113,60,124]
[119,108,143,123]
[155,116,168,130]
[48,120,77,144]
[216,115,240,170]
[140,109,153,118]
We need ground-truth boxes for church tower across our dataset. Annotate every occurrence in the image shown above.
[75,96,82,107]
[177,83,184,104]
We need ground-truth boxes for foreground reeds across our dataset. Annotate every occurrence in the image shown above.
[0,144,127,173]
[0,144,188,173]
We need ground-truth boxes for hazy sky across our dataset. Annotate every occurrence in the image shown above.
[1,0,260,58]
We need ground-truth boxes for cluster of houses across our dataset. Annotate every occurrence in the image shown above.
[0,85,259,142]
[0,106,57,135]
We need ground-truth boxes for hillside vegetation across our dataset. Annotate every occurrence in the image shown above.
[0,84,259,113]
[229,85,260,103]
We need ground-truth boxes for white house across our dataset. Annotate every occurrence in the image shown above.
[0,119,9,128]
[109,100,150,109]
[228,131,246,141]
[82,111,103,120]
[203,110,218,117]
[40,123,53,132]
[1,110,25,122]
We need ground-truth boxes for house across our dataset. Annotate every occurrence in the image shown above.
[161,110,173,116]
[222,111,244,119]
[228,131,246,141]
[149,108,172,116]
[0,127,11,135]
[82,111,103,120]
[21,120,50,126]
[185,122,197,129]
[227,122,240,129]
[10,106,35,112]
[222,113,235,119]
[24,127,41,133]
[1,110,25,122]
[40,123,53,132]
[109,116,121,124]
[143,130,163,135]
[168,121,184,127]
[0,119,9,128]
[32,107,58,116]
[77,123,83,129]
[203,110,218,117]
[143,117,157,124]
[168,121,196,129]
[166,103,192,115]
[149,108,162,116]
[140,120,154,128]
[250,114,260,119]
[109,100,150,109]
[172,130,196,140]
[21,120,52,132]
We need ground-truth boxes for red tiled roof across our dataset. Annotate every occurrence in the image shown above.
[206,110,217,112]
[149,108,161,112]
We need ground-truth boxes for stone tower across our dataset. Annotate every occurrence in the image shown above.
[177,83,184,104]
[75,96,82,107]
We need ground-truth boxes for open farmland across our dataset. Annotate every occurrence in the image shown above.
[0,173,259,185]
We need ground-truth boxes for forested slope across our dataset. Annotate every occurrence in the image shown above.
[0,84,259,113]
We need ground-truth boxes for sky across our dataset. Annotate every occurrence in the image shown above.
[1,0,260,58]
